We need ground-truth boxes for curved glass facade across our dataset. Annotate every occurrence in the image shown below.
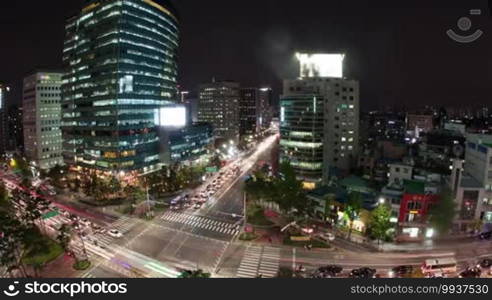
[62,0,179,173]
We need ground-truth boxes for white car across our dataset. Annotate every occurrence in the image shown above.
[194,203,202,209]
[108,229,123,238]
[318,233,336,242]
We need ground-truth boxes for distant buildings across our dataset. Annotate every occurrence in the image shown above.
[61,0,180,174]
[406,114,434,137]
[258,87,273,131]
[280,53,360,188]
[0,84,9,157]
[160,123,213,165]
[198,80,240,143]
[239,88,259,138]
[6,106,23,152]
[22,72,64,170]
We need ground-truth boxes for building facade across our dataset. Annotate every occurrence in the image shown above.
[61,0,179,174]
[6,106,24,152]
[280,94,324,186]
[258,87,273,130]
[282,76,360,185]
[451,134,492,232]
[23,72,64,170]
[160,123,213,165]
[198,80,240,143]
[239,88,259,138]
[0,84,9,157]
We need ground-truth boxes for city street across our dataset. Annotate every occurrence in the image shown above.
[2,134,492,279]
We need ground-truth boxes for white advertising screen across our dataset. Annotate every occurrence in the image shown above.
[159,106,187,127]
[296,53,345,78]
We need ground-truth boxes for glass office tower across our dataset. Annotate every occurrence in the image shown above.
[62,0,179,174]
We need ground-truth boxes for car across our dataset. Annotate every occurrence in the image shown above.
[479,231,492,240]
[314,265,343,278]
[194,203,202,209]
[389,265,414,278]
[80,218,92,226]
[349,268,377,279]
[459,267,481,278]
[107,229,123,238]
[317,233,335,242]
[477,259,492,270]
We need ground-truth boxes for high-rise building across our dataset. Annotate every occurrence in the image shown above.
[0,84,10,157]
[7,106,24,152]
[239,88,259,138]
[23,72,64,169]
[61,0,179,174]
[258,87,273,130]
[198,80,240,143]
[280,94,324,186]
[280,53,360,187]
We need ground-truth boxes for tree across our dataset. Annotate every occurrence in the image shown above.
[0,183,9,210]
[178,269,211,278]
[369,204,393,244]
[345,192,363,239]
[428,187,457,236]
[56,224,73,254]
[0,210,30,277]
[273,161,309,218]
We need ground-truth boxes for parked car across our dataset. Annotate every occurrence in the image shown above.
[312,265,343,278]
[477,258,492,269]
[389,265,414,278]
[194,203,202,210]
[459,267,481,278]
[479,231,492,240]
[349,268,377,279]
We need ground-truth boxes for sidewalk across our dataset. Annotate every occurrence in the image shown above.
[38,254,81,278]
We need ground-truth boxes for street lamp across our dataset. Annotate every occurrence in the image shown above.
[379,197,386,205]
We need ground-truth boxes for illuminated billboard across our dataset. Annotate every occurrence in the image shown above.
[296,53,345,78]
[158,105,187,128]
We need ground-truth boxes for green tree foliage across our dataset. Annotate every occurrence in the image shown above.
[56,224,73,254]
[178,269,211,278]
[369,204,393,243]
[428,187,457,236]
[345,192,364,238]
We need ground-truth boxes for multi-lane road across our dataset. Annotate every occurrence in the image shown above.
[2,133,492,278]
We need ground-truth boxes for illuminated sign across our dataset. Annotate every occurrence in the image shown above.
[296,53,345,78]
[159,106,187,128]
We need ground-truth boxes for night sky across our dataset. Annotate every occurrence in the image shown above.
[1,0,491,110]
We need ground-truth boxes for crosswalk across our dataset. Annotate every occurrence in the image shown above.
[160,212,240,237]
[109,216,138,234]
[236,245,280,278]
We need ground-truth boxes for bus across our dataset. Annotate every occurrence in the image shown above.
[421,258,457,276]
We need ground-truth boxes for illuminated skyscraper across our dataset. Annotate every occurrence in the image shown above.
[198,80,240,143]
[61,0,179,174]
[280,53,360,188]
[23,72,64,169]
[0,83,10,157]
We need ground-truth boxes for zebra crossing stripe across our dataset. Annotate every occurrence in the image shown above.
[144,262,180,278]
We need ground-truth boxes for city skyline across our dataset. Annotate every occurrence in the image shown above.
[2,0,492,110]
[1,0,492,285]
